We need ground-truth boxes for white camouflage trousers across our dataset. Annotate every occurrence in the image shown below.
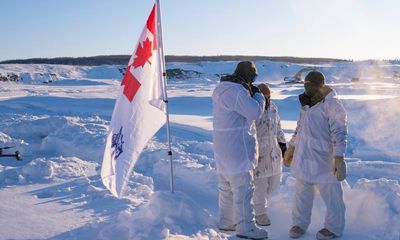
[292,179,346,236]
[253,174,281,216]
[218,171,256,234]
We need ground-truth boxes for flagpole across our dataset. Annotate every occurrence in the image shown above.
[156,0,175,194]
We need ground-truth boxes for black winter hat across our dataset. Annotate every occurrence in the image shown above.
[304,71,325,86]
[234,61,258,82]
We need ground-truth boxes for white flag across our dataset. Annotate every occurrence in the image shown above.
[101,3,166,198]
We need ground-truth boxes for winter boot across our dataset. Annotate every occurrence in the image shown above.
[289,225,306,238]
[255,213,271,226]
[316,228,338,240]
[236,226,268,239]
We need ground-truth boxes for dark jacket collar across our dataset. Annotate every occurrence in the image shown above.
[299,85,333,107]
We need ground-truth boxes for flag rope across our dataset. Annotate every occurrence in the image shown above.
[156,0,175,193]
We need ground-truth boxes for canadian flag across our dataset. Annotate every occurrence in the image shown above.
[101,3,166,198]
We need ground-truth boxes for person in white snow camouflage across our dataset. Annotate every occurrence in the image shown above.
[253,83,286,227]
[212,61,268,239]
[283,71,348,240]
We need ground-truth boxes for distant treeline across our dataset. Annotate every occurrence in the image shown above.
[0,55,349,66]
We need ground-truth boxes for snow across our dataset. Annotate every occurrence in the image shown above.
[0,61,399,239]
[97,191,218,240]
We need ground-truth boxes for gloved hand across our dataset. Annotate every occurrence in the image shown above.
[283,144,295,167]
[278,142,287,156]
[242,82,260,97]
[250,84,260,96]
[333,156,347,181]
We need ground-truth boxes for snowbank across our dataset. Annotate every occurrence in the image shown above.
[0,156,96,186]
[1,116,109,162]
[345,178,400,240]
[97,191,217,240]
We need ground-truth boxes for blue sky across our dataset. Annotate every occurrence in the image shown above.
[1,0,399,61]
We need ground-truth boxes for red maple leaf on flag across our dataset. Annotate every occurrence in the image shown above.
[132,38,153,69]
[121,66,141,102]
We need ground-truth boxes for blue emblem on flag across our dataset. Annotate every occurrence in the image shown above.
[111,126,124,159]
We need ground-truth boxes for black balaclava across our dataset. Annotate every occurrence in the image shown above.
[300,71,332,107]
[304,71,325,97]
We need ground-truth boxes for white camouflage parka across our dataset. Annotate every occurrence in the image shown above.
[254,101,286,178]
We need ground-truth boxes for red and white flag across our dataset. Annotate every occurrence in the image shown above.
[101,3,166,198]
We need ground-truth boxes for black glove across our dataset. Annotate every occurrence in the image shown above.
[278,142,287,156]
[242,83,260,97]
[250,84,260,96]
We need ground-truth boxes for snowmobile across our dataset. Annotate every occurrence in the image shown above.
[0,146,21,161]
[284,67,317,84]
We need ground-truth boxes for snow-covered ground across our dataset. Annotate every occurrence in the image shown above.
[0,60,399,240]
